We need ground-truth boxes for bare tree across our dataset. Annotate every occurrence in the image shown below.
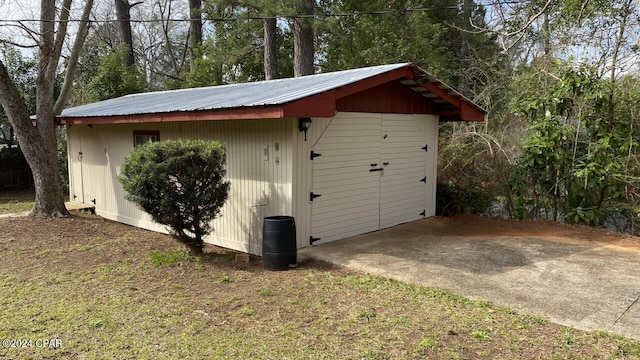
[0,0,94,217]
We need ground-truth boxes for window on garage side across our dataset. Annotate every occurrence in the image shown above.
[133,130,160,147]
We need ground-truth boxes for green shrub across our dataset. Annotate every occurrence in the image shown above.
[0,146,28,170]
[119,139,230,254]
[436,178,492,216]
[436,125,505,217]
[0,145,32,190]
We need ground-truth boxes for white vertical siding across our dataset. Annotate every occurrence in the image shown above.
[379,114,428,229]
[292,112,440,247]
[67,113,439,253]
[416,114,439,217]
[67,119,294,255]
[67,125,85,203]
[310,113,382,243]
[292,116,334,248]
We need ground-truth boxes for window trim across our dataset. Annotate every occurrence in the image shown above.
[133,130,160,147]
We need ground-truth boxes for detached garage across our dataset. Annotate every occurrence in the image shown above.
[59,63,485,255]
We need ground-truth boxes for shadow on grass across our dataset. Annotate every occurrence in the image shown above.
[149,244,340,274]
[0,189,34,215]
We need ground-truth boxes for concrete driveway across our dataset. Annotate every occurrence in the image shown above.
[299,216,640,341]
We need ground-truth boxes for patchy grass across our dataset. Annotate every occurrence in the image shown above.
[0,213,639,359]
[0,190,34,215]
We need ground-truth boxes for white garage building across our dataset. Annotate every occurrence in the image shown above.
[59,63,485,254]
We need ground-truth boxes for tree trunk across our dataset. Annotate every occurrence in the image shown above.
[115,0,136,67]
[264,17,278,80]
[34,1,70,216]
[23,128,68,217]
[542,11,551,57]
[55,0,93,114]
[293,0,314,77]
[0,0,93,217]
[188,0,203,69]
[606,0,633,132]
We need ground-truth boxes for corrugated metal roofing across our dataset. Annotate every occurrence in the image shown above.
[60,63,413,118]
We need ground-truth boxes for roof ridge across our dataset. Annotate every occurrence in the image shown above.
[121,62,413,98]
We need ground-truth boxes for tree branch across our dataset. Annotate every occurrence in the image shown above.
[0,59,30,135]
[0,38,38,49]
[467,0,555,52]
[51,0,73,77]
[54,0,94,114]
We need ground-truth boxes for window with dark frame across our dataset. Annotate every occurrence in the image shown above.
[133,130,160,147]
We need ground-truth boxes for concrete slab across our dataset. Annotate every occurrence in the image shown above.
[299,217,640,341]
[65,201,95,212]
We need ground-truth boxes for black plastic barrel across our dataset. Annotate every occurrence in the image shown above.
[262,216,297,271]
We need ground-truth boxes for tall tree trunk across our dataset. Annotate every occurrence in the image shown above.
[605,0,633,133]
[293,0,314,77]
[0,0,93,217]
[264,17,278,80]
[189,0,203,70]
[542,11,551,58]
[115,0,136,67]
[0,63,66,217]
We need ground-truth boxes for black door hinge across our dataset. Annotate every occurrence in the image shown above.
[420,177,427,183]
[421,144,428,152]
[91,199,96,205]
[420,210,426,216]
[310,192,322,201]
[310,236,321,244]
[310,151,322,160]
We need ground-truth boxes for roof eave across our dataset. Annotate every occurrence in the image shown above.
[57,106,289,125]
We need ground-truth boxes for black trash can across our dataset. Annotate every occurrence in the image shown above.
[262,216,297,271]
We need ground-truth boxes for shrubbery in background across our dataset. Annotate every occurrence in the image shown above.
[0,146,32,190]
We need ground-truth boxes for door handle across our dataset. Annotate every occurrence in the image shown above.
[369,168,383,172]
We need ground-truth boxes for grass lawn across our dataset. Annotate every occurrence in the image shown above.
[0,214,639,359]
[0,190,34,215]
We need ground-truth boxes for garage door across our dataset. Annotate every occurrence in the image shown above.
[310,113,432,244]
[380,114,429,229]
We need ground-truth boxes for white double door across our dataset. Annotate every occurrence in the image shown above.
[311,113,436,244]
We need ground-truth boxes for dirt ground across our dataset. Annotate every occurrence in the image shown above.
[426,214,640,251]
[1,188,637,250]
[1,211,639,358]
[2,207,638,263]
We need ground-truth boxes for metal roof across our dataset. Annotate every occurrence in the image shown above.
[57,62,486,123]
[60,63,415,118]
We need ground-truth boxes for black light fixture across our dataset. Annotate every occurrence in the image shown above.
[298,117,312,141]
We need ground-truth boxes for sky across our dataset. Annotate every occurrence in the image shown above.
[1,0,638,76]
[0,0,39,47]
